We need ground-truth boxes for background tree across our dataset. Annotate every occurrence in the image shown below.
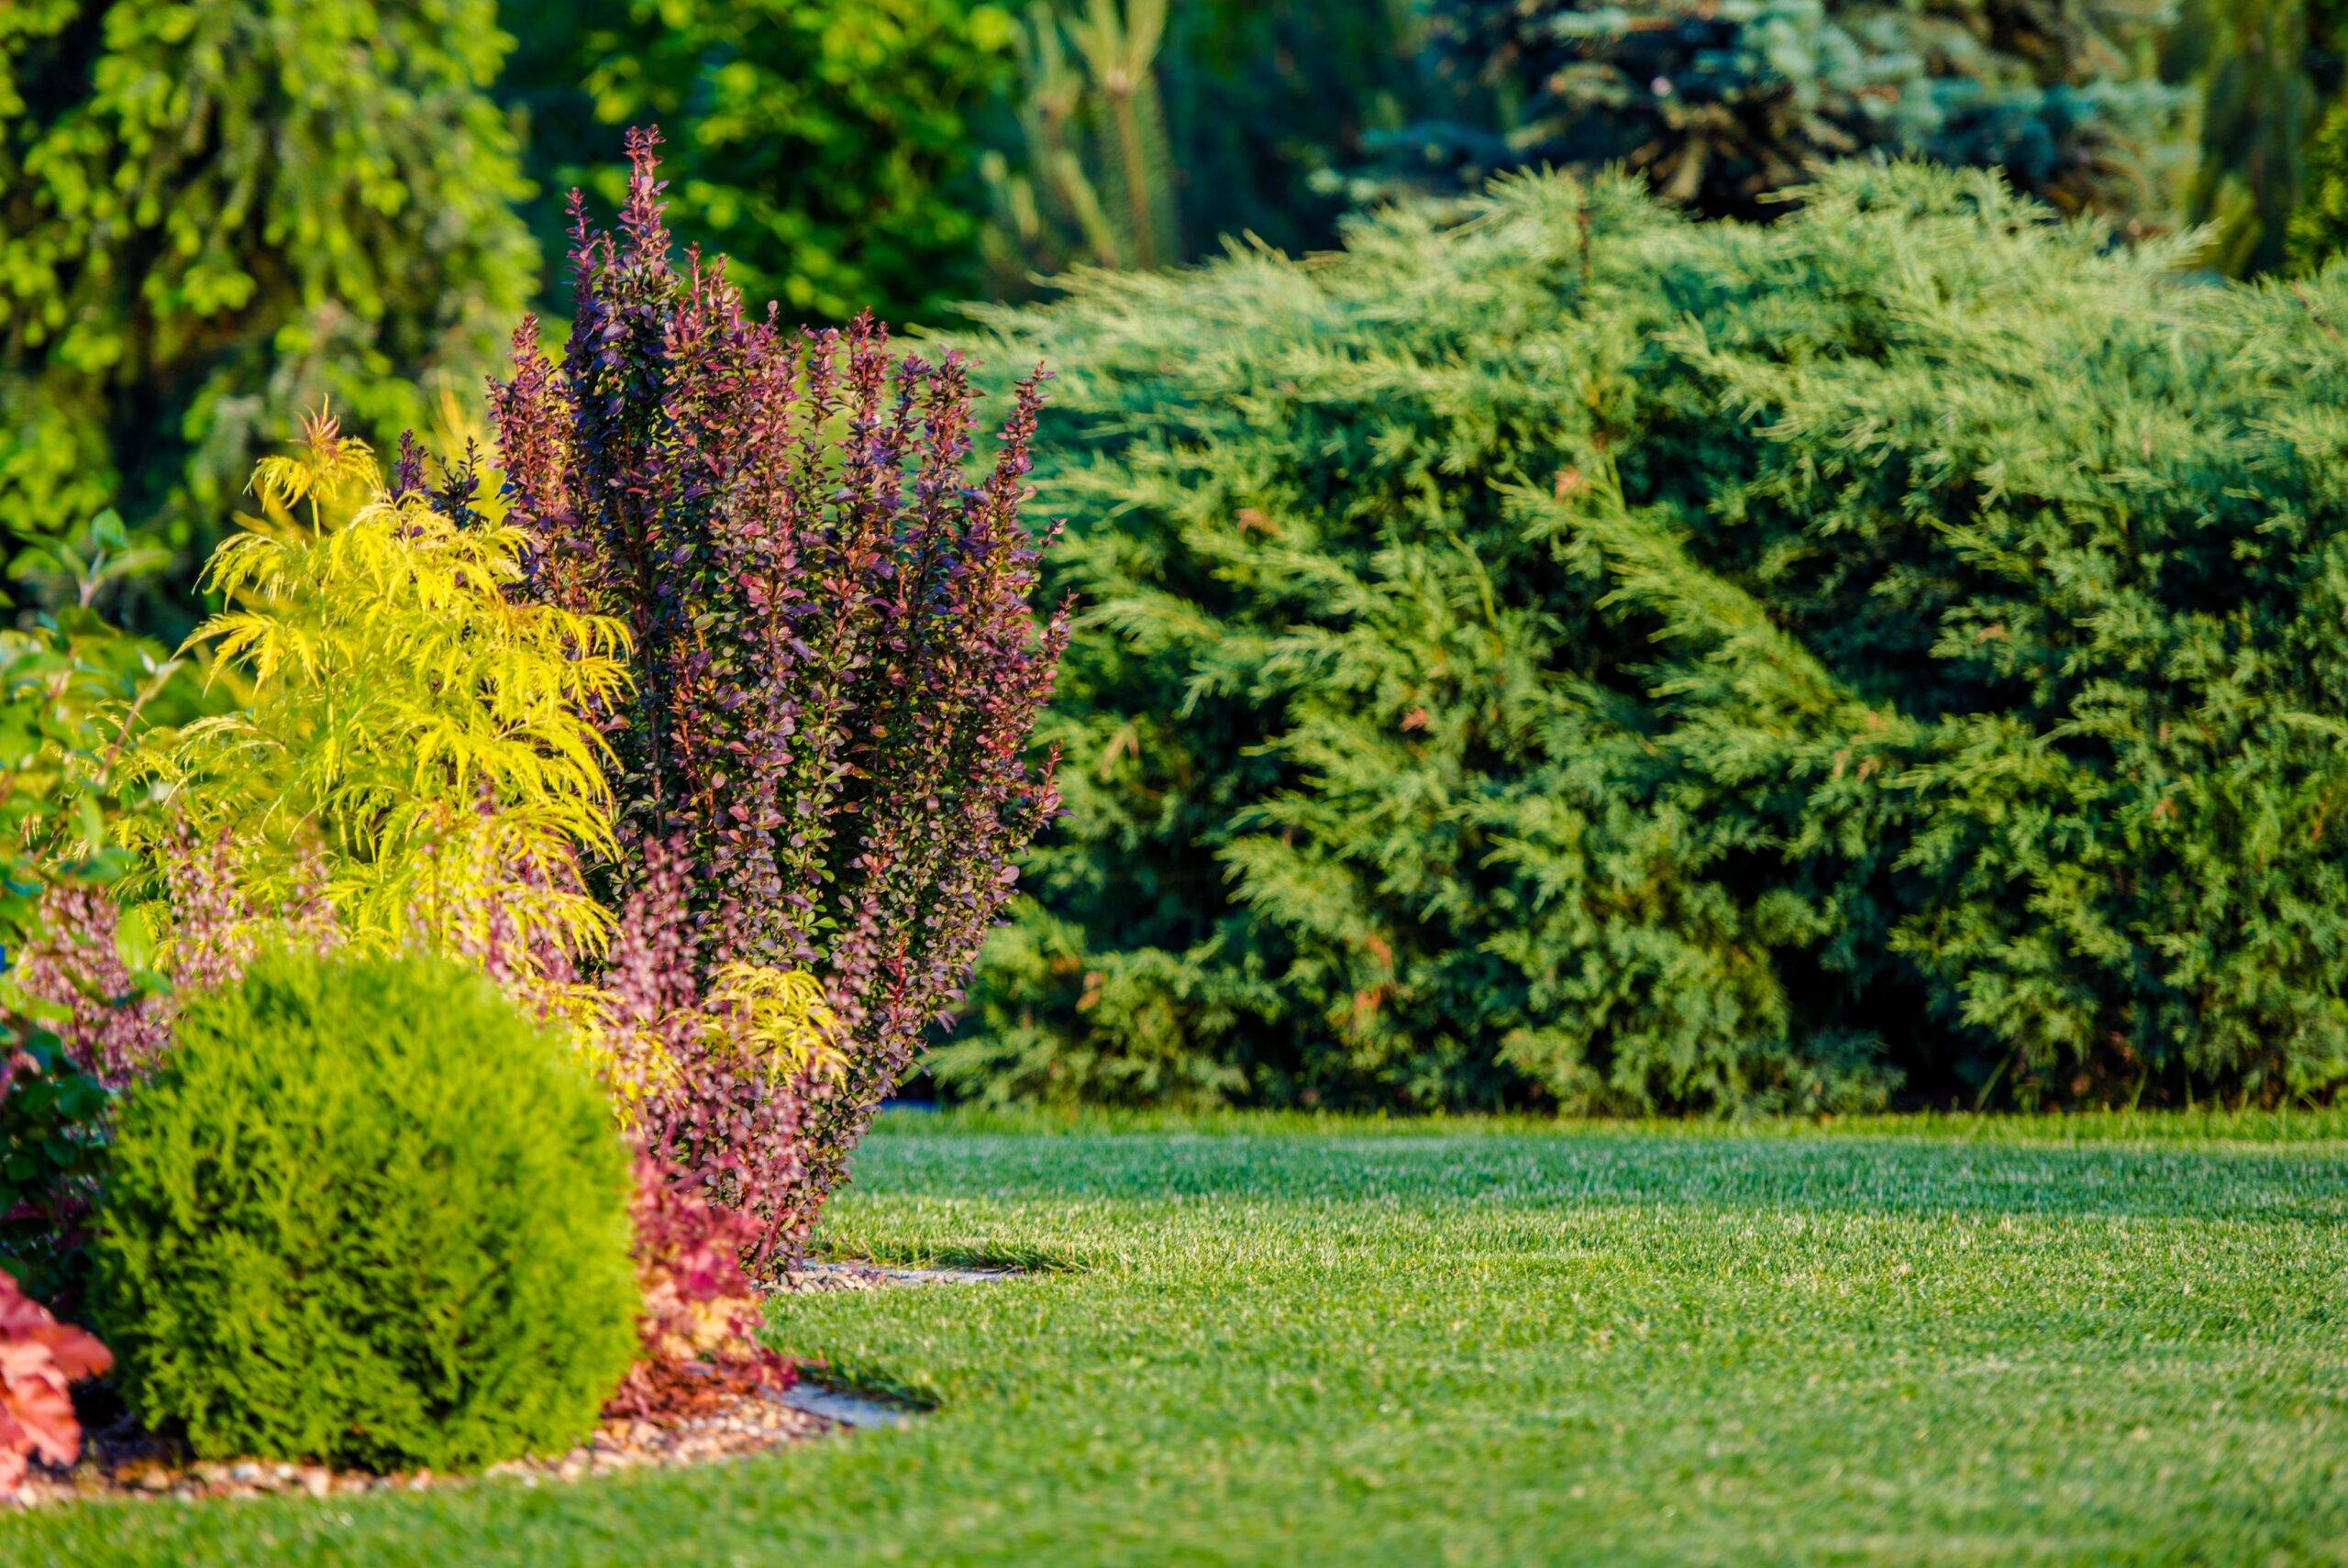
[2158,0,2348,273]
[983,0,1436,285]
[0,0,536,620]
[499,0,1019,327]
[505,0,1434,323]
[1381,0,2177,222]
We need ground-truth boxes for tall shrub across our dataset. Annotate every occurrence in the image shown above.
[0,0,535,605]
[943,162,2348,1113]
[492,135,1066,1253]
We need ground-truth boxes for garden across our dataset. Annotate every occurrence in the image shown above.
[4,3,2348,1563]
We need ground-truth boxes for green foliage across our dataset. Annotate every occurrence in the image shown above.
[2160,0,2348,274]
[1390,0,2176,222]
[0,591,187,1309]
[2294,93,2348,266]
[0,615,180,948]
[0,1033,111,1310]
[505,0,1429,319]
[93,947,637,1471]
[502,0,1018,325]
[944,163,2348,1113]
[1147,0,1433,259]
[0,0,537,611]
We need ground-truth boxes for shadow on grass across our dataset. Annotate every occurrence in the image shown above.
[843,1130,2348,1228]
[806,1235,1101,1275]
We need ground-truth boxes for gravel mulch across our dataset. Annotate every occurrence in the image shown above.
[10,1258,1008,1507]
[11,1387,830,1507]
[780,1260,1020,1290]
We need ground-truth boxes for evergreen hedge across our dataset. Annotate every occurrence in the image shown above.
[941,163,2348,1113]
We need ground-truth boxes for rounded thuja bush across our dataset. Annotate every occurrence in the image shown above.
[94,947,638,1472]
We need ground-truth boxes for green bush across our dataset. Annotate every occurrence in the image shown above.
[941,161,2348,1114]
[94,948,637,1471]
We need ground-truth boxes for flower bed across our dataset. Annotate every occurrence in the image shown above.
[0,122,1064,1506]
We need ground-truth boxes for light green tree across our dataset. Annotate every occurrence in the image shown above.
[0,0,536,619]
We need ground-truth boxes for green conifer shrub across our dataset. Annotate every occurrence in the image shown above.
[0,0,536,603]
[941,162,2348,1113]
[93,948,637,1471]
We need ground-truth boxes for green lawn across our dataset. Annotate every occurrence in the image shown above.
[13,1113,2348,1565]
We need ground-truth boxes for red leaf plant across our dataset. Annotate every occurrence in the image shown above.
[604,1155,795,1420]
[0,1269,111,1497]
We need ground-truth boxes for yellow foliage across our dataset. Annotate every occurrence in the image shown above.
[129,411,843,1112]
[243,404,383,531]
[707,963,841,1081]
[594,963,840,1130]
[138,422,631,1010]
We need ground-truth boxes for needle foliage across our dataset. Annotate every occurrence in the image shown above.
[1391,0,2177,222]
[944,162,2348,1112]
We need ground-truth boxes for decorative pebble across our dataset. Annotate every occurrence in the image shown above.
[7,1263,1006,1508]
[10,1386,835,1507]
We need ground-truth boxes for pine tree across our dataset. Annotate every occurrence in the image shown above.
[941,163,2348,1113]
[0,0,537,612]
[983,0,1185,279]
[2160,0,2348,273]
[1390,0,2176,221]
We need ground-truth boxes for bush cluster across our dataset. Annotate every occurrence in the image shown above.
[93,948,637,1472]
[945,162,2348,1113]
[0,129,1069,1486]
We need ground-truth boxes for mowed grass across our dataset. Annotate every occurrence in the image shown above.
[12,1114,2348,1566]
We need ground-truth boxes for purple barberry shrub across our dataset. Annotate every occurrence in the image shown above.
[492,130,1067,1262]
